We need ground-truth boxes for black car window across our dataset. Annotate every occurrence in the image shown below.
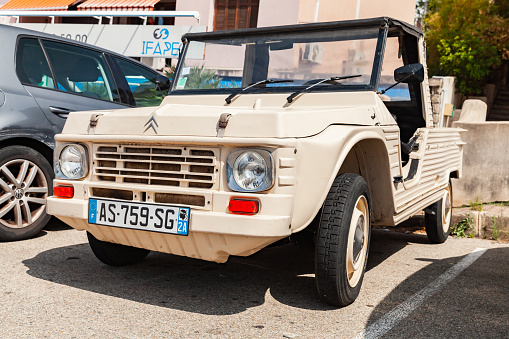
[16,38,55,89]
[115,58,164,107]
[41,40,119,102]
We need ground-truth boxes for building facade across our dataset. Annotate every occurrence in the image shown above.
[0,0,416,69]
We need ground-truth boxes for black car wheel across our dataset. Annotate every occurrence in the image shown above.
[425,179,452,244]
[87,232,150,266]
[315,173,371,306]
[0,146,52,241]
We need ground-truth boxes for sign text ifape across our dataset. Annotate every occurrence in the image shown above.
[11,23,206,59]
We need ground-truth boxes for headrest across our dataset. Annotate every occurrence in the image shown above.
[22,46,49,85]
[68,58,101,82]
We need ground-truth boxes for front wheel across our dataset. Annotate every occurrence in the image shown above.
[315,173,371,307]
[87,232,150,266]
[425,180,452,244]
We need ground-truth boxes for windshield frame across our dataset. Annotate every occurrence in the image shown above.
[169,19,392,96]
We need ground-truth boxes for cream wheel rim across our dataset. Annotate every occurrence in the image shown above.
[442,183,452,233]
[0,159,48,229]
[346,195,369,288]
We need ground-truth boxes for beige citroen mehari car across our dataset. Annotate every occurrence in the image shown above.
[47,17,464,306]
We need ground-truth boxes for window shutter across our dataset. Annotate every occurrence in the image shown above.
[214,0,259,31]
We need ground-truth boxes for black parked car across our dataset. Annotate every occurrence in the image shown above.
[0,24,170,241]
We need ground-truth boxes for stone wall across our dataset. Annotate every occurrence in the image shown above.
[429,76,458,127]
[429,77,443,127]
[451,121,509,206]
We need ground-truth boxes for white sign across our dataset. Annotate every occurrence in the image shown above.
[11,23,206,58]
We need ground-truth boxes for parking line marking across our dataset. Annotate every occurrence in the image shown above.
[354,248,487,339]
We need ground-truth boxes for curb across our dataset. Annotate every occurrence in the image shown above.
[451,205,509,240]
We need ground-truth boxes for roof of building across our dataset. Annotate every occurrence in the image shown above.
[77,0,158,11]
[0,0,79,10]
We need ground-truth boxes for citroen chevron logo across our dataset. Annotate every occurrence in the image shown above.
[144,115,159,134]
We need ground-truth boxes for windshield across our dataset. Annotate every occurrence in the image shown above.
[172,26,382,94]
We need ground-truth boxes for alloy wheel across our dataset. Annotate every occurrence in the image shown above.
[0,159,48,228]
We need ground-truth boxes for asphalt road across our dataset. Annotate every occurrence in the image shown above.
[1,219,508,338]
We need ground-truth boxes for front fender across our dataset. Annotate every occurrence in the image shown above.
[291,125,393,232]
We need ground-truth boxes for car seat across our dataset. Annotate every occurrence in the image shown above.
[68,58,103,98]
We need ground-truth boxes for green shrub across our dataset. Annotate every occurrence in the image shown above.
[425,0,509,96]
[450,216,474,238]
[437,36,500,96]
[469,195,483,211]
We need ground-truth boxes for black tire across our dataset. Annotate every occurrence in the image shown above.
[87,232,150,266]
[315,173,371,306]
[0,145,53,241]
[425,180,452,244]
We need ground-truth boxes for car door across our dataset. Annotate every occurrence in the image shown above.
[378,36,430,215]
[16,37,128,135]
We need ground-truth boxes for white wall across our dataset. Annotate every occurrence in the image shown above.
[174,0,416,31]
[257,0,300,27]
[175,0,214,30]
[298,0,415,24]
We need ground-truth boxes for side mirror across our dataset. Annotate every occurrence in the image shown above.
[155,74,171,91]
[394,63,424,83]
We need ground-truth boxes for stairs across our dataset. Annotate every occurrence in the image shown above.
[488,87,509,121]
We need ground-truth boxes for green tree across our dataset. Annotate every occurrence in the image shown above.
[495,0,509,18]
[437,36,500,95]
[184,66,222,89]
[164,65,176,80]
[425,0,509,95]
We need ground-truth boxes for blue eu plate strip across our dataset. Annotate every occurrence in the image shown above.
[88,199,98,224]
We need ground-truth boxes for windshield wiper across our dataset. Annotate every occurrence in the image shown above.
[225,79,294,104]
[286,75,362,103]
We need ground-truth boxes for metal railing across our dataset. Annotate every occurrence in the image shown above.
[0,10,200,24]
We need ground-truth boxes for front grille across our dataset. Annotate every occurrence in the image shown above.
[154,193,206,207]
[90,187,207,208]
[93,145,218,189]
[92,188,133,201]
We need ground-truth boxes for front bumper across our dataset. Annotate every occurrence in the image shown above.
[47,188,293,263]
[47,195,292,237]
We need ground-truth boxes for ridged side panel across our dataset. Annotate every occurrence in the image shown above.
[384,130,401,176]
[394,129,463,213]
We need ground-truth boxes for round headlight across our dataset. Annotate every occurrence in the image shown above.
[233,151,268,191]
[59,145,86,179]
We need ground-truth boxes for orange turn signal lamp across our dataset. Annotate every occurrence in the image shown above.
[54,185,74,199]
[228,198,260,215]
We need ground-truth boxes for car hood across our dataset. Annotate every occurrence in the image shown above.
[62,92,393,138]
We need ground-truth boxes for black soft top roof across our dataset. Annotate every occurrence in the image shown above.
[182,17,422,42]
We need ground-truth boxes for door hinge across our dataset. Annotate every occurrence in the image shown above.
[216,113,232,138]
[393,175,403,183]
[88,113,103,135]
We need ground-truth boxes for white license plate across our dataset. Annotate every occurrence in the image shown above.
[88,198,189,236]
